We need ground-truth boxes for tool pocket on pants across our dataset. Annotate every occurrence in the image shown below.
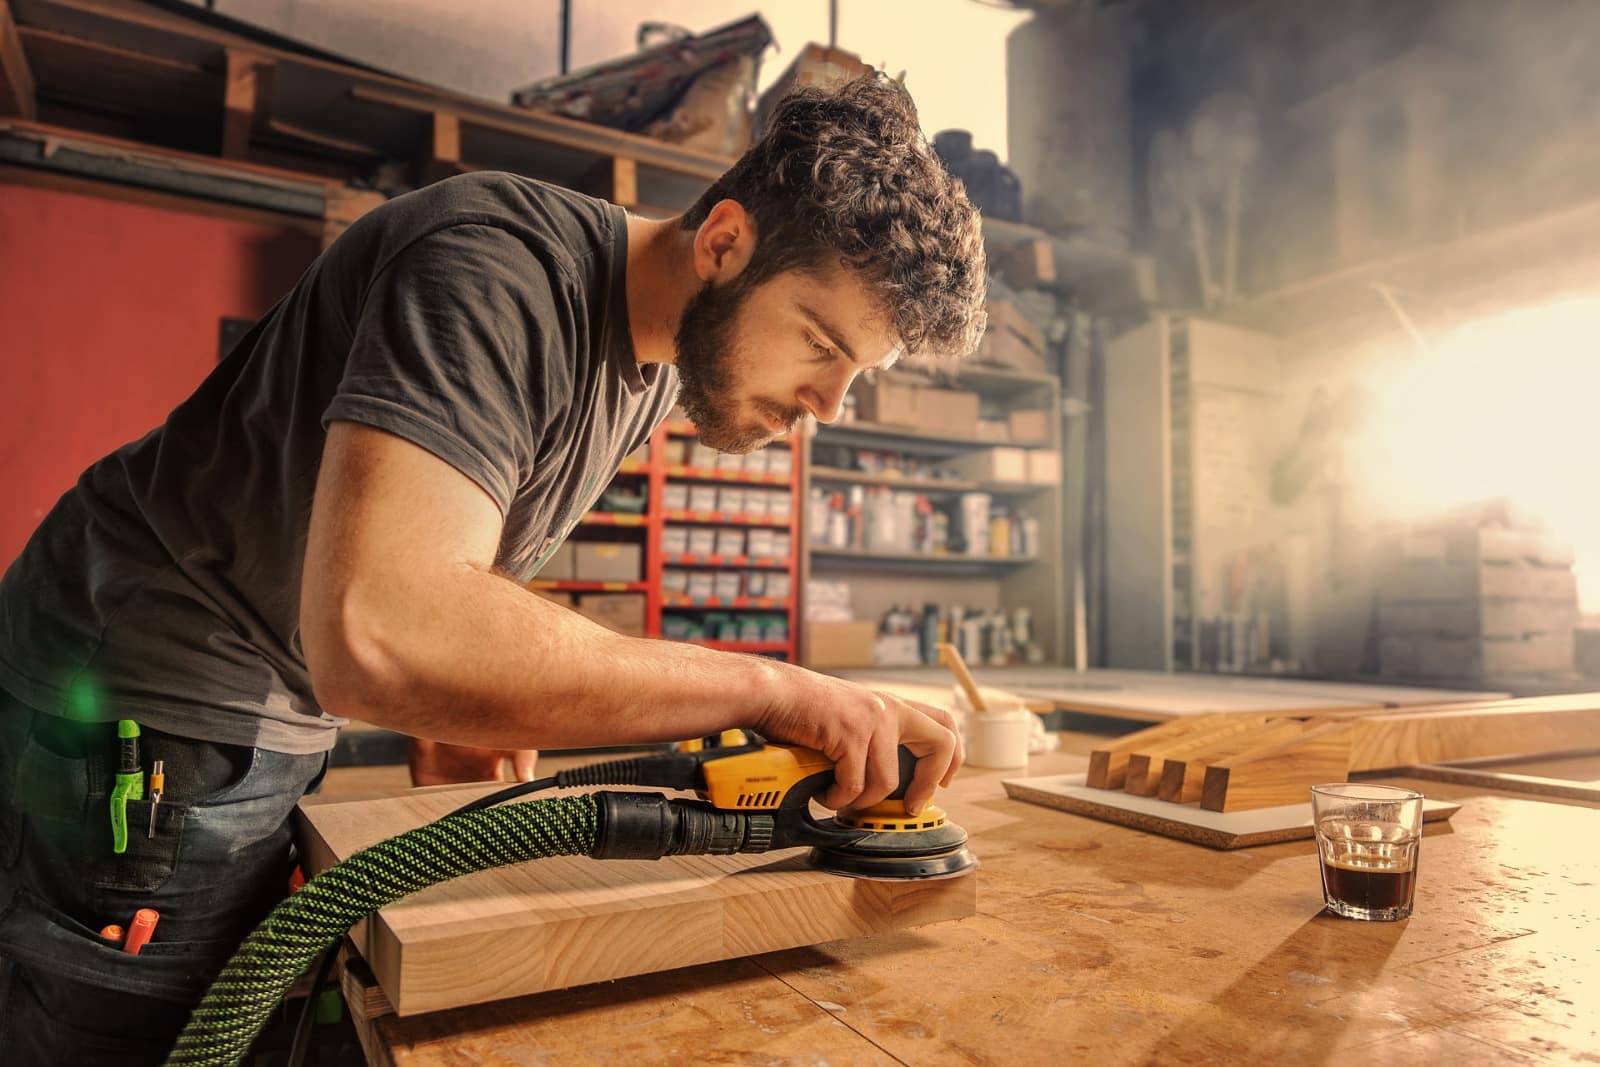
[0,884,231,1002]
[0,884,233,1060]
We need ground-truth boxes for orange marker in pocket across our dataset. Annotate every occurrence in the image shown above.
[123,908,159,955]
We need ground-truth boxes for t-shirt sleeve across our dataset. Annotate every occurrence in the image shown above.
[323,224,571,516]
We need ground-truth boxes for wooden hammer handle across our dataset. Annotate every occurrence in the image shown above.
[937,642,988,713]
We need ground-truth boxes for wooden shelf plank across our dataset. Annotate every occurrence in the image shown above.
[814,421,992,453]
[809,548,1039,568]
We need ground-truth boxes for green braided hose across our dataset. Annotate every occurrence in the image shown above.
[165,794,600,1067]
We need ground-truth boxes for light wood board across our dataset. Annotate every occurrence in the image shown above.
[837,667,1503,722]
[1002,772,1459,850]
[296,785,976,1016]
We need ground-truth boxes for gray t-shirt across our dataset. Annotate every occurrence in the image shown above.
[0,173,677,753]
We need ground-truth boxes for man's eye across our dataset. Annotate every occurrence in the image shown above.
[807,336,836,360]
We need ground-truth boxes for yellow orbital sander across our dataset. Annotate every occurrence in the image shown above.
[454,728,977,881]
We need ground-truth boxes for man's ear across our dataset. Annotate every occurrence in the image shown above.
[692,199,756,284]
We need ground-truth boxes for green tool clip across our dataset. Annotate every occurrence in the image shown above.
[109,719,144,855]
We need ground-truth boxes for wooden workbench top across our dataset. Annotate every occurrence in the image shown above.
[347,744,1598,1065]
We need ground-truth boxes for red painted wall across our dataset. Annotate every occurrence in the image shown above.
[0,182,321,566]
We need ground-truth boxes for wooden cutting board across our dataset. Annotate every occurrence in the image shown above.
[1002,773,1459,849]
[296,785,977,1016]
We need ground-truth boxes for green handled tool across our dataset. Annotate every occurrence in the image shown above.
[109,719,143,854]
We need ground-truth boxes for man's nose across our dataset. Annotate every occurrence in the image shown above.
[801,370,857,425]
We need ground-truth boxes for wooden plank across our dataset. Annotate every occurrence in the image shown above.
[1,0,36,120]
[1009,683,1379,723]
[1395,763,1600,803]
[414,109,463,187]
[297,784,976,1016]
[349,85,731,182]
[1158,719,1312,803]
[1003,772,1459,849]
[1200,721,1354,812]
[1346,697,1600,771]
[223,48,272,160]
[1123,714,1279,797]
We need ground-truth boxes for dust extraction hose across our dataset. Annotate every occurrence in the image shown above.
[164,794,600,1067]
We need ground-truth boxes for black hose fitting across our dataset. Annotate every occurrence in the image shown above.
[590,792,770,858]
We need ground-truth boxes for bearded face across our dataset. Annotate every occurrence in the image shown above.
[673,278,805,454]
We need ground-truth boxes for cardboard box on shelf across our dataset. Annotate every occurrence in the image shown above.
[756,43,873,136]
[689,485,719,512]
[714,572,744,600]
[663,484,690,510]
[806,621,878,668]
[1027,449,1061,485]
[976,325,1047,375]
[573,542,642,582]
[1009,409,1052,444]
[853,379,980,434]
[919,388,981,435]
[945,448,1029,483]
[662,527,690,554]
[688,528,717,555]
[576,593,647,636]
[715,529,747,556]
[853,378,922,426]
[537,541,575,580]
[687,572,716,599]
[717,487,747,514]
[984,299,1047,355]
[663,569,690,594]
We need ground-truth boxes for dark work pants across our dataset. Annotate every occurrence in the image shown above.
[0,689,328,1065]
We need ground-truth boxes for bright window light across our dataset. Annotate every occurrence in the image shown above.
[1353,297,1599,611]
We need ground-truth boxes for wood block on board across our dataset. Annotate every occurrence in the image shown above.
[1200,722,1355,812]
[297,786,976,1016]
[1120,714,1273,796]
[1157,719,1312,803]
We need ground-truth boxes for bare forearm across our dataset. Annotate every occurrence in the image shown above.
[321,564,793,749]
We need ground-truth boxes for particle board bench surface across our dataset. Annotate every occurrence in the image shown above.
[328,742,1599,1066]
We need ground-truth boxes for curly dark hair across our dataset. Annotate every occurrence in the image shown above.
[681,73,987,357]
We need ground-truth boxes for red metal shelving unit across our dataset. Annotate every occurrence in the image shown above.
[642,420,802,661]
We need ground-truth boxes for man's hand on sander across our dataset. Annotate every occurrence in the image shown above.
[754,666,963,815]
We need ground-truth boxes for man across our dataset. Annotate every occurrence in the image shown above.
[0,73,987,1060]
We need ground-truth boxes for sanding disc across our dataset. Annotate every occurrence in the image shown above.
[808,817,977,881]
